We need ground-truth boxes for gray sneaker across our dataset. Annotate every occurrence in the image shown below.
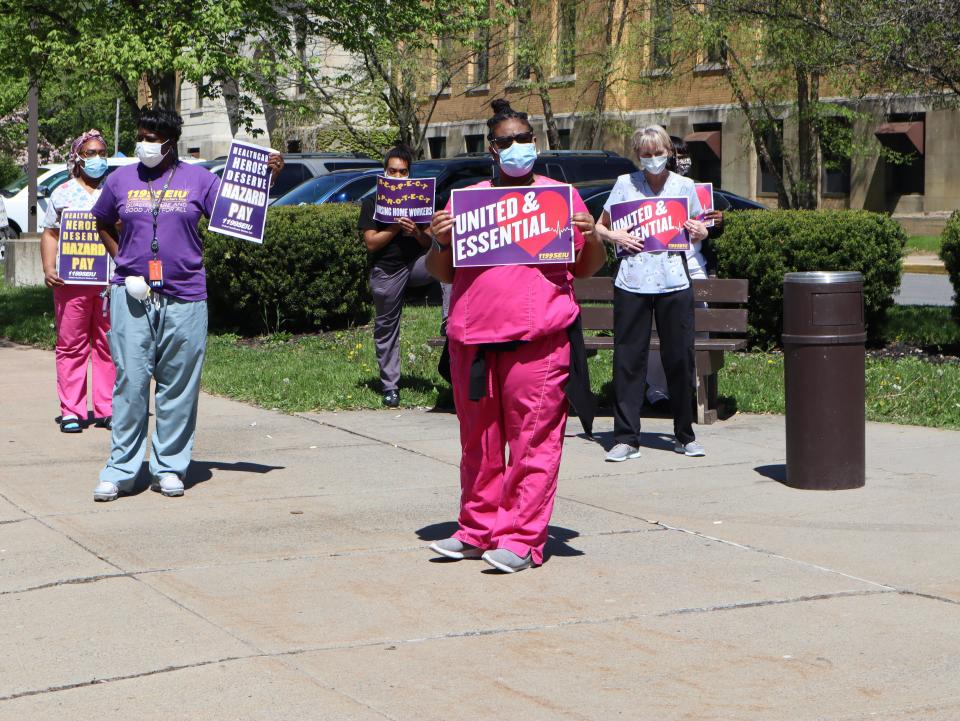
[481,549,533,573]
[674,440,706,457]
[151,474,184,497]
[605,443,642,462]
[429,537,483,560]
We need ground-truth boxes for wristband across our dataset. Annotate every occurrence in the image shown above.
[431,236,449,253]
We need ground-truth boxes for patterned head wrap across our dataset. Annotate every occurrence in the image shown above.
[68,129,106,177]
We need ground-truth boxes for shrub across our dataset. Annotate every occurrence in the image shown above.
[713,210,906,347]
[203,204,372,334]
[939,210,960,323]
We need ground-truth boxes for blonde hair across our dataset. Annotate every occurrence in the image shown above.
[632,125,673,156]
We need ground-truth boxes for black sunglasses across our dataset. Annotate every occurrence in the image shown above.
[490,131,535,150]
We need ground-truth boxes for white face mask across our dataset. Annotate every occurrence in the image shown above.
[136,141,168,168]
[640,155,669,175]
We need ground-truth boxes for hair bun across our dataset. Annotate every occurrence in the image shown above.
[490,98,513,115]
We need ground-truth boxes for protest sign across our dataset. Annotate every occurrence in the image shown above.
[608,196,689,257]
[208,140,272,243]
[451,185,574,268]
[57,209,110,285]
[695,182,715,227]
[373,177,436,224]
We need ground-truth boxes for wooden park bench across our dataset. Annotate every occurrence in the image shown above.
[426,275,748,424]
[574,276,749,424]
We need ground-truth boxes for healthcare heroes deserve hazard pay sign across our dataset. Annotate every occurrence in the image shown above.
[208,140,272,244]
[373,176,436,224]
[608,196,689,257]
[57,209,110,285]
[450,184,575,268]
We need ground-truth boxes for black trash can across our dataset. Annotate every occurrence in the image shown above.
[782,271,866,490]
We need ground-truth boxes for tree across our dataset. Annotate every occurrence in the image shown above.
[295,0,496,157]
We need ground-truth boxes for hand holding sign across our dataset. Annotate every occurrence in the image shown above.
[608,196,689,257]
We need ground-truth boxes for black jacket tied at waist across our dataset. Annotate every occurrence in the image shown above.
[441,314,595,437]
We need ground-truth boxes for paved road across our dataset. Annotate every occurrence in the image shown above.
[2,340,960,720]
[895,272,955,306]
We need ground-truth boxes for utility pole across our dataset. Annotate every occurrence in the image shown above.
[114,98,121,155]
[27,71,39,234]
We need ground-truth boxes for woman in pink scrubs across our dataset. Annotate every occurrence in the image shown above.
[425,99,606,573]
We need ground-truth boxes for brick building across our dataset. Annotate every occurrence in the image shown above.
[422,2,958,228]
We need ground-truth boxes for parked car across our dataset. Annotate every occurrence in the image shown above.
[456,149,636,184]
[0,195,9,261]
[271,168,384,207]
[3,157,140,236]
[244,152,379,200]
[574,179,769,221]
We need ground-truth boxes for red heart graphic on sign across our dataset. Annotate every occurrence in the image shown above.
[496,189,571,258]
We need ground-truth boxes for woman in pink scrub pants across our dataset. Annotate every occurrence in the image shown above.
[39,130,116,433]
[425,99,606,573]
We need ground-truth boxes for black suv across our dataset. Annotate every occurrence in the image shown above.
[414,151,636,208]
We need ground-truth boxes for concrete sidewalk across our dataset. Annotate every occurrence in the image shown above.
[1,340,959,720]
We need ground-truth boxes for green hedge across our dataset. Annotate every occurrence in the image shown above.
[940,210,960,323]
[203,204,371,334]
[713,210,906,346]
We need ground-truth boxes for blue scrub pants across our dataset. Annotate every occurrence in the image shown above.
[100,286,207,489]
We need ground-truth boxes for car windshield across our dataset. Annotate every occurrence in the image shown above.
[1,168,50,198]
[272,175,360,206]
[410,162,451,179]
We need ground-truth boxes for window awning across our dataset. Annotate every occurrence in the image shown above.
[875,121,924,155]
[683,130,722,159]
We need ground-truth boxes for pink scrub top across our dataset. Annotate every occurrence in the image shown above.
[445,176,587,345]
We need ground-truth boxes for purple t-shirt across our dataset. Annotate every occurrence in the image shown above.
[91,161,220,301]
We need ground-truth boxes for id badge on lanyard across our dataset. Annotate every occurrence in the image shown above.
[147,165,178,291]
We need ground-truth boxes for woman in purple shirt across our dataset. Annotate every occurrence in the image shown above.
[91,108,282,502]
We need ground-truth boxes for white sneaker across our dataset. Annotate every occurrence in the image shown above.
[93,481,119,502]
[152,475,184,497]
[674,440,706,457]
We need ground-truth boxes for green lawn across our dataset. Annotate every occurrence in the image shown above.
[3,282,959,429]
[905,235,942,254]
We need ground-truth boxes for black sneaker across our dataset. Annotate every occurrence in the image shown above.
[382,390,400,408]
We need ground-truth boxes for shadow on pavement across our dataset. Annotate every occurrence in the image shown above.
[415,521,583,562]
[754,463,787,484]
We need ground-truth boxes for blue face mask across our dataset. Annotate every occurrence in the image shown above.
[497,141,537,177]
[81,156,108,179]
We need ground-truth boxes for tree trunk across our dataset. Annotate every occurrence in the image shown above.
[531,65,561,149]
[222,77,241,137]
[147,70,179,111]
[794,67,819,209]
[590,0,630,149]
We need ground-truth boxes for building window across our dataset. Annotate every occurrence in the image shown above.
[188,147,201,158]
[429,136,447,159]
[436,36,455,92]
[688,122,722,187]
[757,120,783,195]
[558,128,571,149]
[513,0,532,80]
[820,119,851,196]
[555,0,576,76]
[651,0,673,69]
[474,24,490,86]
[465,133,486,154]
[881,112,925,196]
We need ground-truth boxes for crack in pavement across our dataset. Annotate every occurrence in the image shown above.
[0,527,665,597]
[560,496,902,593]
[0,586,898,705]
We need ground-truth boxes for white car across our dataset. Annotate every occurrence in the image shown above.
[2,157,141,236]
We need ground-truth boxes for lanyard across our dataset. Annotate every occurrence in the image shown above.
[146,164,178,258]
